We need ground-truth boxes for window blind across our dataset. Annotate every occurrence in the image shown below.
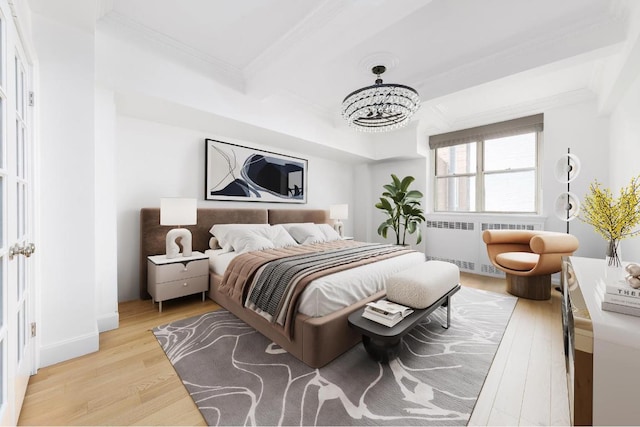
[429,113,543,149]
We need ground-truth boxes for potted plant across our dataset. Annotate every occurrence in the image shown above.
[375,174,425,245]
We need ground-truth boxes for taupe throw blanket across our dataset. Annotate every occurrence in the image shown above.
[219,240,413,339]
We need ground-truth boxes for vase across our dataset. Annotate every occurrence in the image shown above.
[605,239,624,281]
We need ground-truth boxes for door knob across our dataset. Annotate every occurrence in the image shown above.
[9,243,20,260]
[8,242,35,260]
[21,243,35,257]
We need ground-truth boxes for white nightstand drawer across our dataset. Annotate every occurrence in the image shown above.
[151,275,209,302]
[148,258,208,284]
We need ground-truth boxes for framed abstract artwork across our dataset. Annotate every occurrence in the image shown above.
[205,139,307,203]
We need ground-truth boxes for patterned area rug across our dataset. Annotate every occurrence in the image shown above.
[153,287,516,426]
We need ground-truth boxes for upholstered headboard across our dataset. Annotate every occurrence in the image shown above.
[267,208,329,225]
[139,207,330,299]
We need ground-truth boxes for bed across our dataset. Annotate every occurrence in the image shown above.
[140,207,424,367]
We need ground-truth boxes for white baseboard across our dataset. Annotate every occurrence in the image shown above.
[97,311,119,332]
[39,329,99,368]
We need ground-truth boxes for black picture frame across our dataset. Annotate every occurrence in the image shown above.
[205,139,308,203]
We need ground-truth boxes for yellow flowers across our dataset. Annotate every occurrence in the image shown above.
[580,176,640,241]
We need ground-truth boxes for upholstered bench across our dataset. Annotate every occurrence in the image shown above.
[348,260,461,361]
[386,260,460,309]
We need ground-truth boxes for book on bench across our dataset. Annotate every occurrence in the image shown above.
[363,300,414,327]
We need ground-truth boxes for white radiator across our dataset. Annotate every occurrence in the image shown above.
[424,214,545,277]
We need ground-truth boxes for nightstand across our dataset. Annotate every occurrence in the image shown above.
[147,251,209,312]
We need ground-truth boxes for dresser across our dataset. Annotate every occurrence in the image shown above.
[147,251,209,312]
[562,256,640,425]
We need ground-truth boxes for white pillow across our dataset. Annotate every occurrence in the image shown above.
[278,222,314,233]
[266,225,298,248]
[225,229,275,254]
[317,223,342,242]
[288,223,327,245]
[210,223,270,252]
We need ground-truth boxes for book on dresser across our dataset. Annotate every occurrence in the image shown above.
[363,300,414,327]
[596,278,640,317]
[601,301,640,317]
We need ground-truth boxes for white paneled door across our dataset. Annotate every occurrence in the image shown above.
[0,0,36,425]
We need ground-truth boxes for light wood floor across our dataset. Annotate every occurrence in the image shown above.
[18,273,569,426]
[464,275,570,426]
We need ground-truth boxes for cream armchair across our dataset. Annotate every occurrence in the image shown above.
[482,230,579,300]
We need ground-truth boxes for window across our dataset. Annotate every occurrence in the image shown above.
[430,114,542,213]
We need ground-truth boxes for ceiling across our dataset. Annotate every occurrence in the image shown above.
[29,0,636,156]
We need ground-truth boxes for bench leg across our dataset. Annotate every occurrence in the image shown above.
[441,295,451,329]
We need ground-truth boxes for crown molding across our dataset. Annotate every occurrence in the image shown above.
[96,0,114,20]
[99,11,245,92]
[418,104,454,134]
[587,59,606,95]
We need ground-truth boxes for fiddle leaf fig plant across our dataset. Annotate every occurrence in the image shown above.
[375,174,425,245]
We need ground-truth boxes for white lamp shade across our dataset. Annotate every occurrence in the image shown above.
[160,198,197,226]
[330,204,348,220]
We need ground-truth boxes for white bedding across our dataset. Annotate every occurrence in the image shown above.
[206,248,237,275]
[205,247,425,318]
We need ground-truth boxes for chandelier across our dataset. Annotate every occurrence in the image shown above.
[341,65,420,132]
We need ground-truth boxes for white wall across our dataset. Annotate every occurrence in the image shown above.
[94,87,119,332]
[609,72,640,263]
[115,116,355,301]
[32,13,99,366]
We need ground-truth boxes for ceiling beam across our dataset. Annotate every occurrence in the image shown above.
[242,0,430,100]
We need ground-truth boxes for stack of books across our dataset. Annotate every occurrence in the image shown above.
[362,300,414,327]
[597,278,640,317]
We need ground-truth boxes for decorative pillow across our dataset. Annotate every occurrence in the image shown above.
[225,229,275,254]
[317,223,342,241]
[210,223,270,252]
[288,223,327,245]
[266,225,299,248]
[209,237,221,250]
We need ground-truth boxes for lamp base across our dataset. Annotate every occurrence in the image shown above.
[333,220,344,238]
[166,228,193,259]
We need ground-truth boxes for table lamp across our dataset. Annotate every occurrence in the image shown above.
[160,198,197,258]
[330,204,348,237]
